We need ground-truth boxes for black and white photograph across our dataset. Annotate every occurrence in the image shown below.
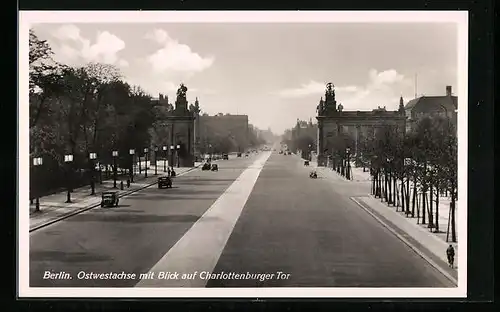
[19,11,468,297]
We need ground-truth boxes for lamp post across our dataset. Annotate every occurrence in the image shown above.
[112,150,118,188]
[143,148,149,178]
[308,144,312,161]
[89,152,97,195]
[170,145,174,169]
[64,154,73,203]
[162,146,167,172]
[154,147,158,175]
[346,148,351,180]
[33,157,43,211]
[176,144,181,168]
[129,149,135,182]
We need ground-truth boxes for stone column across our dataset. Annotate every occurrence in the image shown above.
[317,122,325,166]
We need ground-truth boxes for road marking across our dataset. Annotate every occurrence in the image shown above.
[350,197,457,286]
[136,152,272,287]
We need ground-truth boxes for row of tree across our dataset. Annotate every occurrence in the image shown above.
[366,117,458,242]
[282,115,458,242]
[29,29,266,196]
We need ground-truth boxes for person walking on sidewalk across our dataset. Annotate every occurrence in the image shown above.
[167,167,171,177]
[446,244,455,268]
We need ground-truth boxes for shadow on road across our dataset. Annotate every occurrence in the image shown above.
[30,250,113,263]
[62,213,221,223]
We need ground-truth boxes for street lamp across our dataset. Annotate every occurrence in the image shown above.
[162,146,167,172]
[346,148,351,180]
[309,144,312,161]
[129,149,135,182]
[154,147,158,175]
[143,148,149,178]
[32,157,43,211]
[112,150,118,188]
[64,154,73,203]
[89,152,97,195]
[170,145,174,169]
[176,144,181,168]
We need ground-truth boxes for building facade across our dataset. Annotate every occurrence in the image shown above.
[316,83,406,166]
[404,85,458,133]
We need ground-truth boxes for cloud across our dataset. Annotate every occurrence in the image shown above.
[275,81,359,98]
[50,24,129,68]
[274,69,412,110]
[145,29,214,74]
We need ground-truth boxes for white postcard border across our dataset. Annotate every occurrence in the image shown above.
[18,10,468,298]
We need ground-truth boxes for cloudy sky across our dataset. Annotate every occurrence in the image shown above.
[31,23,458,134]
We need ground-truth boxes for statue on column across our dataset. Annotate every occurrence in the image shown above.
[316,97,325,116]
[323,82,337,115]
[174,83,189,115]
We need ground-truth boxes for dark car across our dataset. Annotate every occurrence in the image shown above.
[101,191,119,207]
[222,154,229,160]
[304,160,310,166]
[211,164,219,171]
[237,152,242,157]
[202,163,211,170]
[158,176,172,189]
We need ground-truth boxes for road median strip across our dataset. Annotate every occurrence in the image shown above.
[29,164,202,232]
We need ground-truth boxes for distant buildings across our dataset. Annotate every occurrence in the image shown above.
[197,114,249,152]
[404,86,458,132]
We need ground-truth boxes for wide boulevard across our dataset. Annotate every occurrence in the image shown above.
[30,149,454,287]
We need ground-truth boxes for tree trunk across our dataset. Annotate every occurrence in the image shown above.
[401,178,405,213]
[429,176,434,228]
[411,176,417,217]
[422,190,426,225]
[386,171,392,206]
[451,180,457,242]
[435,183,440,232]
[392,175,399,210]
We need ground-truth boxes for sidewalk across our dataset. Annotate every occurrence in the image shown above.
[29,161,202,232]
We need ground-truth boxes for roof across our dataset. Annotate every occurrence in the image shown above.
[404,95,458,111]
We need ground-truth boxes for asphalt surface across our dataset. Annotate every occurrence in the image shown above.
[30,151,453,288]
[29,154,257,287]
[206,153,454,287]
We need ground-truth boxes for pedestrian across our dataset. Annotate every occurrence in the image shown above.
[446,244,455,268]
[167,167,171,177]
[171,168,176,177]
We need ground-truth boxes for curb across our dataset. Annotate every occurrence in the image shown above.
[29,164,202,233]
[350,196,458,286]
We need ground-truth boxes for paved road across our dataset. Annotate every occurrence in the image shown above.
[206,153,454,287]
[30,151,453,288]
[29,154,257,287]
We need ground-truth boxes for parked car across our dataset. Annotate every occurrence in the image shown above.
[237,152,242,157]
[101,191,119,207]
[211,164,219,171]
[222,154,229,160]
[304,160,310,166]
[158,176,172,189]
[202,163,211,170]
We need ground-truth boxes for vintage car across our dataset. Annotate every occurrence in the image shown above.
[101,191,119,207]
[304,160,310,166]
[222,154,229,160]
[211,164,219,171]
[202,162,211,170]
[158,176,172,189]
[237,152,242,157]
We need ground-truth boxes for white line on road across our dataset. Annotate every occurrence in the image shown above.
[136,152,272,287]
[350,197,457,286]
